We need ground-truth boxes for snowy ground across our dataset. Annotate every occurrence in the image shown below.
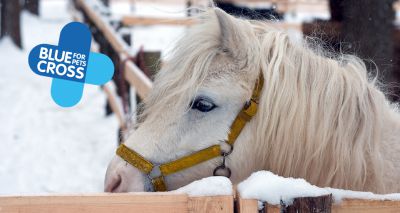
[0,1,118,195]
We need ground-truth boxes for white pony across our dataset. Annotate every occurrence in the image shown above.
[105,8,400,194]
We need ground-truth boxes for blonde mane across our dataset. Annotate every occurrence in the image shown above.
[252,21,391,192]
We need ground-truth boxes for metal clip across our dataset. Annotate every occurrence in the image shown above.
[213,142,233,178]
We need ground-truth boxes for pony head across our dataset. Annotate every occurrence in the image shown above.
[105,8,262,192]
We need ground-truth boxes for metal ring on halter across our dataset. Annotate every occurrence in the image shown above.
[213,142,233,178]
[213,164,232,178]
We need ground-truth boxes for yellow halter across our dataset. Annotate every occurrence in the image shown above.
[116,74,264,191]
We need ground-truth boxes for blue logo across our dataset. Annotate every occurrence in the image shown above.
[28,22,114,107]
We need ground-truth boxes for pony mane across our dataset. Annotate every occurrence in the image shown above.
[252,20,388,192]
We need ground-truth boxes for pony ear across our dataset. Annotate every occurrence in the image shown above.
[214,8,245,56]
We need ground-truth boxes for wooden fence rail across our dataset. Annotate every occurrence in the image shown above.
[120,15,302,31]
[0,193,233,213]
[236,197,400,213]
[1,193,400,213]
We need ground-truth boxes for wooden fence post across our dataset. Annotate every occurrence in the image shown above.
[279,194,333,213]
[0,0,22,48]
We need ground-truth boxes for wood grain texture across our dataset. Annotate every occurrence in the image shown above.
[265,204,280,213]
[280,194,332,213]
[0,193,188,213]
[0,193,235,213]
[189,196,233,213]
[121,15,301,31]
[236,198,258,213]
[122,16,196,26]
[239,198,400,213]
[332,199,400,213]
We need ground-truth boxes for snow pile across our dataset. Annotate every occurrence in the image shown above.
[238,171,400,205]
[0,1,117,195]
[173,177,233,197]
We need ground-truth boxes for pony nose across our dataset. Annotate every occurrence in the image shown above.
[105,156,146,192]
[104,173,122,193]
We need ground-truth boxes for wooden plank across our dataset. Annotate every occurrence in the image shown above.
[236,198,258,213]
[121,15,301,32]
[189,196,233,213]
[280,194,332,213]
[0,193,188,213]
[332,199,400,213]
[265,203,280,213]
[226,0,329,13]
[237,198,400,213]
[122,16,196,26]
[0,194,235,213]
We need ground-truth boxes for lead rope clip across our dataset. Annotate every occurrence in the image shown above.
[213,142,233,178]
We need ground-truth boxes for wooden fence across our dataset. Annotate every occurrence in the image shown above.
[1,192,400,213]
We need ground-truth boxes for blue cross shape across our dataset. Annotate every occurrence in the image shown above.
[28,22,114,107]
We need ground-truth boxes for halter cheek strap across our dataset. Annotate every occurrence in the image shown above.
[116,74,264,191]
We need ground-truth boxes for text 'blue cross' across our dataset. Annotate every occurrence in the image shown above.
[28,22,114,107]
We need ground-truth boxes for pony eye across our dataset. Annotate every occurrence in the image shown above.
[191,98,216,112]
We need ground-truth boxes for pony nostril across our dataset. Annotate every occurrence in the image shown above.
[105,174,122,193]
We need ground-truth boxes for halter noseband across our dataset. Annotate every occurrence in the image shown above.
[116,74,264,191]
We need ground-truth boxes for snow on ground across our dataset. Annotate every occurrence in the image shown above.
[0,1,118,195]
[173,176,232,197]
[238,171,400,206]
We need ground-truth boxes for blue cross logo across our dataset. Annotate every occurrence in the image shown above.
[28,22,114,107]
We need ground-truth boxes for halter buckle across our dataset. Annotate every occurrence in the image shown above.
[242,99,258,118]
